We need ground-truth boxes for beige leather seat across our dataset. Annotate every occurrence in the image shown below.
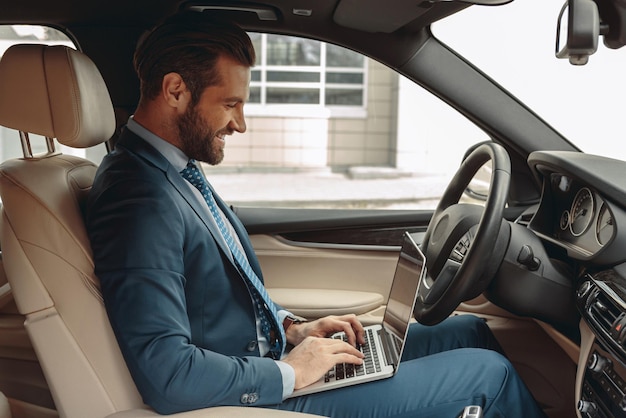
[0,391,11,418]
[0,44,320,418]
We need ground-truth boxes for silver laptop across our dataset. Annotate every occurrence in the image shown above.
[289,231,426,397]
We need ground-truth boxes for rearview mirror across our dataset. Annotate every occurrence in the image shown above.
[555,0,600,65]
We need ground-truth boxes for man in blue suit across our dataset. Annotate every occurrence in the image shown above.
[86,13,546,417]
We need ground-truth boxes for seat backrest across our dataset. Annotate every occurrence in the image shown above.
[0,391,11,418]
[0,44,144,417]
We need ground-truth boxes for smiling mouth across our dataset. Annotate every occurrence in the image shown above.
[215,130,233,144]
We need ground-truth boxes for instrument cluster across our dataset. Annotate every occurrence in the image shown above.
[550,174,615,255]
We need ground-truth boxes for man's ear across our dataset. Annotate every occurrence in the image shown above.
[162,72,191,111]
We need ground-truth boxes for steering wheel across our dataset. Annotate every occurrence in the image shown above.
[413,142,512,325]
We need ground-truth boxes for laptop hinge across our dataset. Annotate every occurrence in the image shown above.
[379,328,399,367]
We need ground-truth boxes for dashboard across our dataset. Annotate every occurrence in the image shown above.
[526,151,626,417]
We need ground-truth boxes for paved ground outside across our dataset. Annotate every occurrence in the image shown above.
[204,167,453,209]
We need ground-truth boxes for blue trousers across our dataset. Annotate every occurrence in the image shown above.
[276,315,546,418]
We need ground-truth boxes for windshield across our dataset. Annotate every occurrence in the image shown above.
[434,0,626,161]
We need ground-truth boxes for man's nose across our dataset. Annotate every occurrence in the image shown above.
[230,107,246,133]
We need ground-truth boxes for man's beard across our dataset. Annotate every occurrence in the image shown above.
[176,103,227,165]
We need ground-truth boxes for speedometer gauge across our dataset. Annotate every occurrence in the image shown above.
[596,202,614,246]
[570,187,594,237]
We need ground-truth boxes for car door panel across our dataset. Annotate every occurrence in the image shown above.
[238,208,430,322]
[251,234,400,322]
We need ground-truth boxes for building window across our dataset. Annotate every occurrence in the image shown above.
[247,33,367,117]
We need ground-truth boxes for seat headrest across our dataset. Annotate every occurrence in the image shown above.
[0,44,115,148]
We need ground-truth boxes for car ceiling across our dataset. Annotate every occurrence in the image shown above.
[2,0,626,49]
[0,0,471,33]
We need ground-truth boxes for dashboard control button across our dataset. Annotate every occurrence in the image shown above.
[517,245,540,271]
[611,313,626,340]
[588,352,609,374]
[577,400,598,417]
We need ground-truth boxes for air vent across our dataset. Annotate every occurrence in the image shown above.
[589,292,621,332]
[586,289,626,361]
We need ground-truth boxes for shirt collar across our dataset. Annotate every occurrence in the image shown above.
[126,116,189,172]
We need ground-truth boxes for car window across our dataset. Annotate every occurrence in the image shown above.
[0,25,106,165]
[433,0,626,161]
[209,33,489,209]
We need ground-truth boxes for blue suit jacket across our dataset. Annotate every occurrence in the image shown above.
[86,129,284,414]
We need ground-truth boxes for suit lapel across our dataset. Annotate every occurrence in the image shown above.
[116,130,235,266]
[168,169,236,264]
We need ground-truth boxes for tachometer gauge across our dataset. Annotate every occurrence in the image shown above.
[570,187,594,237]
[559,210,570,230]
[596,202,614,246]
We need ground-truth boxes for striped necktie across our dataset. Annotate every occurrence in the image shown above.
[180,159,285,359]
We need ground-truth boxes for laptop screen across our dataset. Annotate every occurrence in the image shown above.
[382,232,425,341]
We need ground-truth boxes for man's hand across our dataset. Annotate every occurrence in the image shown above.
[282,336,364,390]
[285,314,366,347]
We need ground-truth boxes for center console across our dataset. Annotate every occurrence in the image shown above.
[577,270,626,417]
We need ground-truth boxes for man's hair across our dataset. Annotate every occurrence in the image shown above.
[133,13,256,105]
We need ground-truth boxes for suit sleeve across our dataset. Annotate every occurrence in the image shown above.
[86,173,285,414]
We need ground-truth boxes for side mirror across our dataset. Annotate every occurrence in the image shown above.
[555,0,600,65]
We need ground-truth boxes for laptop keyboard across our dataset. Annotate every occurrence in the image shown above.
[325,328,382,382]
